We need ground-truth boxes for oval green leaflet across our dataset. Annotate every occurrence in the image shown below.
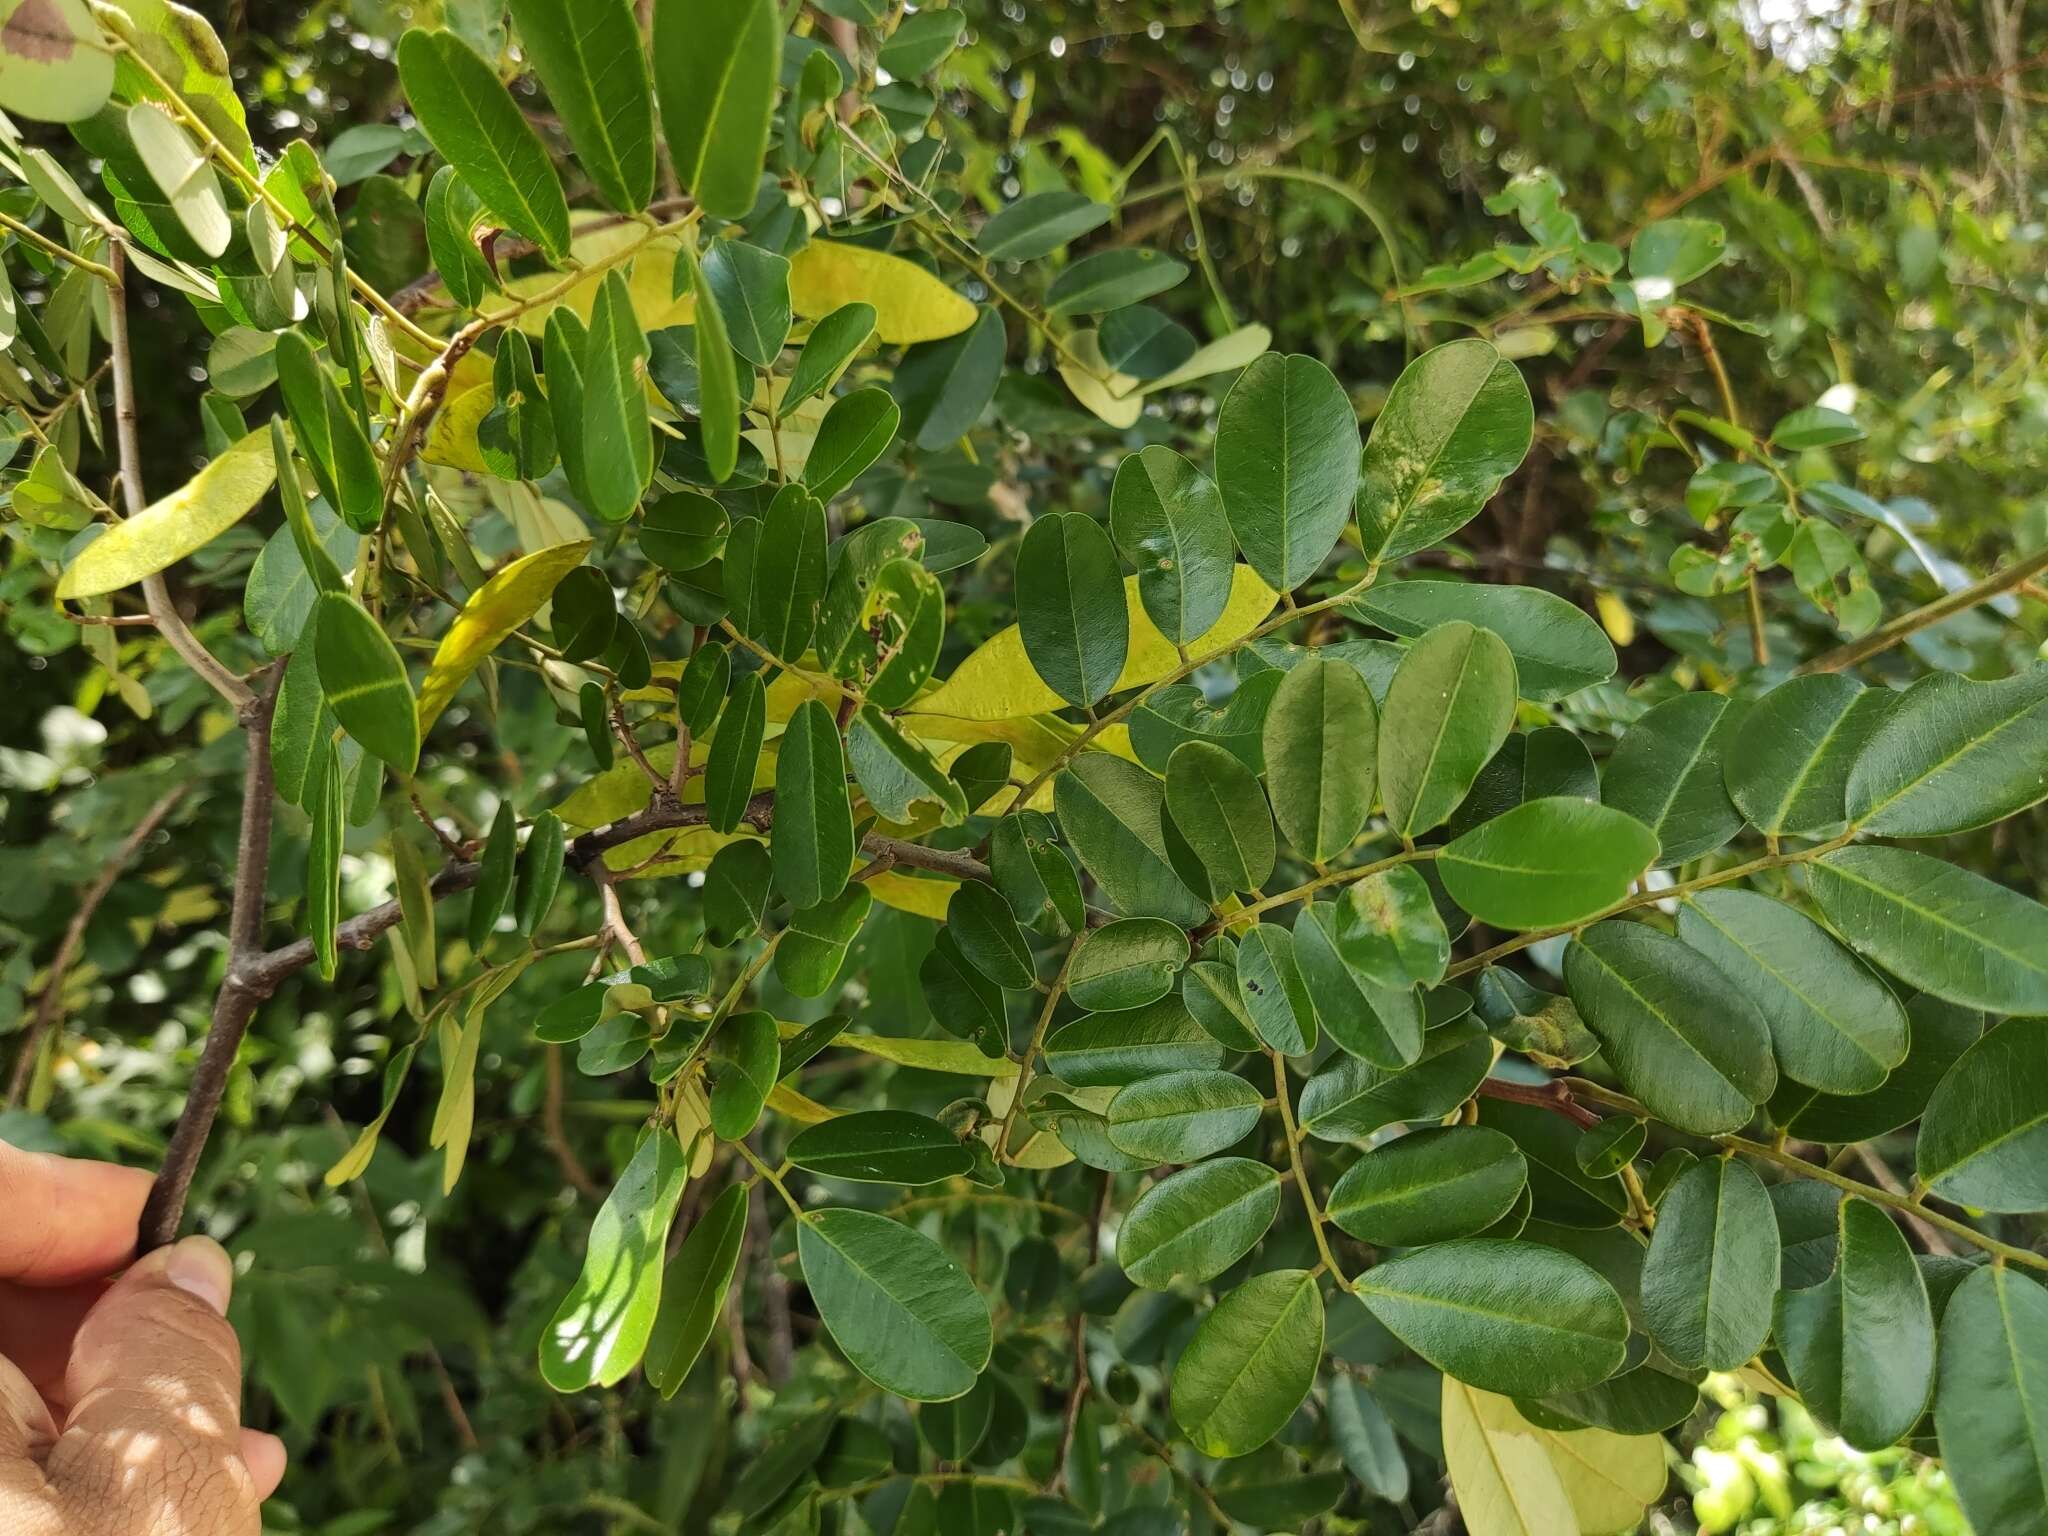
[514,809,565,935]
[1170,1269,1324,1458]
[314,591,420,775]
[1355,339,1534,563]
[1378,621,1517,838]
[1043,996,1221,1087]
[701,237,792,367]
[1640,1156,1778,1371]
[1564,920,1776,1135]
[1109,445,1234,644]
[706,1010,779,1140]
[397,26,569,262]
[1262,655,1378,862]
[1105,1069,1263,1163]
[770,698,854,910]
[675,235,740,482]
[894,305,1005,450]
[797,1208,993,1401]
[1164,740,1275,895]
[1845,666,2048,837]
[786,1110,974,1185]
[1935,1265,2048,1536]
[1066,919,1187,1013]
[1349,580,1616,703]
[275,331,381,534]
[579,271,653,521]
[1053,755,1208,926]
[1438,798,1660,932]
[1236,922,1318,1055]
[1325,1126,1528,1247]
[1914,1016,2048,1213]
[1601,691,1747,868]
[774,886,871,998]
[1292,902,1425,1068]
[727,484,827,662]
[641,492,728,572]
[1017,512,1130,710]
[847,706,967,826]
[804,386,899,502]
[782,302,877,412]
[1773,1196,1934,1451]
[945,881,1036,991]
[539,1128,690,1391]
[1724,673,1895,837]
[1214,352,1360,591]
[1809,845,2048,1015]
[466,800,518,951]
[645,1182,748,1398]
[1676,889,1907,1094]
[1296,1019,1493,1141]
[652,0,781,220]
[703,669,766,834]
[1331,865,1450,989]
[1356,1239,1628,1396]
[977,189,1111,261]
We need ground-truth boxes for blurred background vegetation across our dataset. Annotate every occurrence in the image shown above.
[3,0,2043,1531]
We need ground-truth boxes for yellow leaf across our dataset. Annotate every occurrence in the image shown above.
[1008,1127,1077,1169]
[767,1082,839,1124]
[865,871,958,920]
[1058,329,1143,428]
[478,222,697,337]
[842,1033,1021,1077]
[1442,1380,1579,1536]
[1595,590,1636,648]
[912,564,1278,721]
[1536,1416,1669,1535]
[417,540,592,732]
[420,381,495,473]
[55,428,275,599]
[788,240,976,345]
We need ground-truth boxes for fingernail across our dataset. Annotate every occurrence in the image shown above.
[163,1236,233,1314]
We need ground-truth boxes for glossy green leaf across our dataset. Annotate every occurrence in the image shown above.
[771,698,854,910]
[1439,798,1658,931]
[275,333,381,534]
[978,189,1111,260]
[1601,692,1746,867]
[580,270,654,521]
[798,1208,992,1401]
[1117,1158,1281,1289]
[540,1130,689,1390]
[1935,1265,2048,1536]
[1774,1197,1934,1450]
[946,881,1036,991]
[848,706,967,826]
[398,27,569,261]
[783,303,875,411]
[1262,656,1378,861]
[1105,1069,1263,1163]
[479,328,557,481]
[677,239,740,482]
[1725,674,1896,837]
[1053,755,1207,925]
[1677,889,1907,1094]
[787,1110,973,1186]
[314,592,420,775]
[919,931,1008,1059]
[1326,1126,1527,1246]
[1773,992,1981,1143]
[1170,1270,1323,1458]
[1109,446,1235,645]
[1292,902,1425,1068]
[1330,1379,1410,1503]
[652,0,781,220]
[549,566,617,661]
[1045,996,1221,1087]
[641,492,728,573]
[1914,1017,2048,1213]
[466,801,518,950]
[1355,339,1534,562]
[703,839,771,948]
[990,810,1085,937]
[1564,921,1776,1135]
[1236,922,1318,1055]
[1214,353,1360,590]
[703,1010,780,1140]
[704,669,766,833]
[506,0,654,212]
[1846,667,2048,836]
[775,886,871,998]
[1018,512,1130,709]
[1639,1157,1777,1370]
[513,809,564,936]
[1161,740,1273,894]
[702,238,791,366]
[646,1182,747,1397]
[727,484,826,661]
[1331,866,1450,989]
[1357,1239,1628,1395]
[894,305,1004,450]
[1574,1116,1646,1178]
[1379,621,1518,837]
[1047,248,1189,315]
[1297,1018,1492,1141]
[675,640,731,736]
[1068,919,1187,1012]
[306,735,343,982]
[1350,581,1616,703]
[804,386,899,502]
[1809,845,2048,1014]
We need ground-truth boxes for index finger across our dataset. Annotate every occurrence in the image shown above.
[0,1139,153,1286]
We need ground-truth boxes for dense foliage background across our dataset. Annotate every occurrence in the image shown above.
[3,1,2046,1533]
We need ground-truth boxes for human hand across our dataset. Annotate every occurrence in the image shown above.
[0,1139,285,1535]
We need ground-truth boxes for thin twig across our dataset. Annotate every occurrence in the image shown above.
[1799,541,2048,674]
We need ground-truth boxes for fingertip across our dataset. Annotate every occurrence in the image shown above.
[162,1235,235,1315]
[241,1428,288,1500]
[0,1141,153,1285]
